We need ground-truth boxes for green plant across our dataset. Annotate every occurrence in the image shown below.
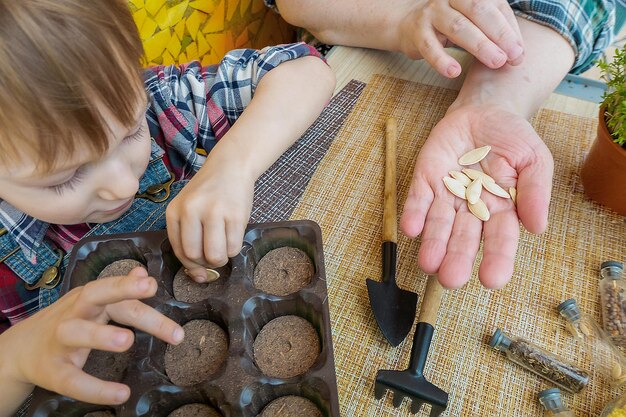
[598,46,626,147]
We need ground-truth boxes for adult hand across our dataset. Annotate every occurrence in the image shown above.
[400,104,553,288]
[166,161,254,282]
[398,0,524,77]
[2,268,183,406]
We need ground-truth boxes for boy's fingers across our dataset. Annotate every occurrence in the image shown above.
[57,320,134,351]
[79,275,158,308]
[107,300,184,345]
[225,219,245,258]
[203,219,228,267]
[53,366,130,405]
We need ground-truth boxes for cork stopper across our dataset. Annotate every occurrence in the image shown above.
[538,388,566,412]
[557,299,581,322]
[489,328,511,351]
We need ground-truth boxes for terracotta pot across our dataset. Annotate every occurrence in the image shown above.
[580,107,626,215]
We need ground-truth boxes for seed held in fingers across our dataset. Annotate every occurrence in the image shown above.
[613,362,623,380]
[509,187,517,204]
[442,176,467,200]
[468,198,490,221]
[466,178,482,204]
[449,170,471,186]
[458,145,491,166]
[483,180,510,199]
[462,168,495,184]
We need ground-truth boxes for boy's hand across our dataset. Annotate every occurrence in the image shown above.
[166,161,254,282]
[398,0,524,77]
[2,267,184,406]
[400,104,553,289]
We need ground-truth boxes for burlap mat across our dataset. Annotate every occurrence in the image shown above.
[291,74,626,416]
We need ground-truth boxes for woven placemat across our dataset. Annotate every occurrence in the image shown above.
[291,74,626,416]
[250,79,366,223]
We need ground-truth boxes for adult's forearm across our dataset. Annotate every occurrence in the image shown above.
[450,18,575,119]
[275,0,406,52]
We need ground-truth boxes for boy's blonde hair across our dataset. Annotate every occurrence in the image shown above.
[0,0,145,173]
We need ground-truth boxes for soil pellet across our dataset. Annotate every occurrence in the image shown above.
[165,320,228,386]
[259,396,322,417]
[83,345,134,382]
[173,267,224,303]
[97,259,145,279]
[168,404,222,417]
[84,412,115,417]
[253,247,314,296]
[254,315,320,379]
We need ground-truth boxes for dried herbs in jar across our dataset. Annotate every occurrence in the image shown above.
[489,328,589,393]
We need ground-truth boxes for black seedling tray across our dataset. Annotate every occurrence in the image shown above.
[26,220,340,417]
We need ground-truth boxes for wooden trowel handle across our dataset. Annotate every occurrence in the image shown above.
[419,275,444,326]
[383,118,398,243]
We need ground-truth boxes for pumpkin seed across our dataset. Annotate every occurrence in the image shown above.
[443,176,467,200]
[483,180,510,199]
[462,168,495,184]
[579,322,592,337]
[466,178,482,204]
[468,198,490,221]
[509,187,517,204]
[458,145,491,166]
[449,170,471,186]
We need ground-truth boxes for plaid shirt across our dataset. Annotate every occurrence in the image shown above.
[0,42,321,332]
[265,0,616,73]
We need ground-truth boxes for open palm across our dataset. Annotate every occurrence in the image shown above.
[400,104,553,288]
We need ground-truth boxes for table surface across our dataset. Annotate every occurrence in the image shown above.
[326,45,600,118]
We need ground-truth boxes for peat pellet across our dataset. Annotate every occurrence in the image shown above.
[173,267,222,303]
[253,315,320,378]
[168,403,222,417]
[253,247,314,296]
[259,396,322,417]
[83,345,134,382]
[97,259,145,279]
[84,411,115,417]
[165,320,228,386]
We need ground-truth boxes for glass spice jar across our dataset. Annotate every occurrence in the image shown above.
[558,298,626,387]
[599,261,626,347]
[538,388,575,417]
[489,328,590,393]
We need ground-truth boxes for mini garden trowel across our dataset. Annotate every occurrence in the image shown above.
[366,118,418,347]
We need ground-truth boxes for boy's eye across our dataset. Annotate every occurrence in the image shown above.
[49,168,85,195]
[124,123,146,143]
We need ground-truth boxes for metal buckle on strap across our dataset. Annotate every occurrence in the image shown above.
[135,171,174,203]
[24,249,64,291]
[0,228,19,265]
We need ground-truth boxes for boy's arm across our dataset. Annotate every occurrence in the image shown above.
[0,269,184,416]
[166,56,335,282]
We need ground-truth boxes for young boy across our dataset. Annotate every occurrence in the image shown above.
[0,0,335,415]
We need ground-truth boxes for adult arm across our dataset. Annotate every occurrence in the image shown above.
[274,0,525,77]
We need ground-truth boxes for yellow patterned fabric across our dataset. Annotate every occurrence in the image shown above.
[129,0,295,66]
[291,74,626,415]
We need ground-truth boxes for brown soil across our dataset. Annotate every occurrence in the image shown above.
[164,320,228,386]
[253,315,320,378]
[97,259,145,279]
[259,396,322,417]
[253,247,314,296]
[168,403,222,417]
[172,267,223,303]
[82,344,134,382]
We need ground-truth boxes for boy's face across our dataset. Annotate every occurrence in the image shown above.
[0,101,151,225]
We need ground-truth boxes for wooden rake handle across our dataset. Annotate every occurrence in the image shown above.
[383,118,398,243]
[419,275,444,326]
